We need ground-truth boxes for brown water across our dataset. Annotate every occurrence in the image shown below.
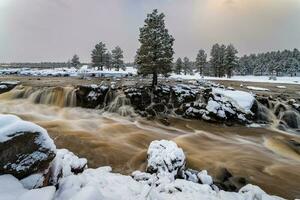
[0,86,300,199]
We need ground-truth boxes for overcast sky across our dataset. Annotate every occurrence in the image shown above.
[0,0,300,63]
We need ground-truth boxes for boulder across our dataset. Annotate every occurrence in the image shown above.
[76,84,110,108]
[0,114,56,179]
[146,140,186,180]
[0,81,19,94]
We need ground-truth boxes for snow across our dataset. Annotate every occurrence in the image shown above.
[147,140,186,180]
[246,86,270,91]
[276,86,287,89]
[20,173,45,189]
[0,114,55,150]
[212,88,255,113]
[0,67,137,78]
[0,85,8,89]
[50,148,87,184]
[170,74,300,85]
[53,167,284,200]
[198,170,213,185]
[0,174,55,200]
[206,100,221,115]
[0,139,285,200]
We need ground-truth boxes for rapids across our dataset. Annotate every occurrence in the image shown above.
[0,86,300,199]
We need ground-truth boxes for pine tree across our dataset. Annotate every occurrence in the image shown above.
[210,44,226,77]
[195,49,207,76]
[71,54,80,68]
[135,9,175,86]
[91,42,107,71]
[112,46,125,71]
[183,57,192,75]
[224,44,238,78]
[105,51,112,70]
[174,58,183,74]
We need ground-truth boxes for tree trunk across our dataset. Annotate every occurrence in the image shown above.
[152,72,158,87]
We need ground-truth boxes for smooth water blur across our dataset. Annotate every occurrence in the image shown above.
[0,86,300,199]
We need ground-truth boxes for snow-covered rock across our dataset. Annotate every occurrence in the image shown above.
[54,167,283,200]
[0,114,56,179]
[146,140,186,180]
[50,149,87,184]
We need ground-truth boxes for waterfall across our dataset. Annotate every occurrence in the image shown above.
[0,86,77,107]
[106,94,135,117]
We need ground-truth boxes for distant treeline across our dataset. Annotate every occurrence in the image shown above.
[175,47,300,77]
[0,62,135,69]
[237,49,300,76]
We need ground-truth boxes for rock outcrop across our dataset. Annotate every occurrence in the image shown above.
[0,114,56,179]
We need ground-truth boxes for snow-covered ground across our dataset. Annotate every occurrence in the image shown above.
[170,74,300,85]
[0,67,137,78]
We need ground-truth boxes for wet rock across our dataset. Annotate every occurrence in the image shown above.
[124,87,151,111]
[281,111,300,129]
[0,81,19,94]
[256,96,270,108]
[76,84,110,108]
[0,115,56,179]
[286,139,300,154]
[214,168,248,192]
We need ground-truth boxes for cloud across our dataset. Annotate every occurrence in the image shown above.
[0,0,300,62]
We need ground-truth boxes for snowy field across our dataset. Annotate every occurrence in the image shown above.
[1,67,300,85]
[0,66,137,78]
[170,74,300,85]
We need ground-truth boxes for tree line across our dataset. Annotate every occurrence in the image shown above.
[174,44,238,78]
[70,44,125,71]
[237,49,300,76]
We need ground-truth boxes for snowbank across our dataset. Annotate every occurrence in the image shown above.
[246,86,270,91]
[0,174,55,200]
[170,74,300,85]
[53,167,284,200]
[0,67,137,78]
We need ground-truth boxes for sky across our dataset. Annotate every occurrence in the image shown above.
[0,0,300,63]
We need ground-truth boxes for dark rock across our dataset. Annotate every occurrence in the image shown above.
[0,82,19,94]
[0,132,55,179]
[76,85,110,108]
[281,111,300,129]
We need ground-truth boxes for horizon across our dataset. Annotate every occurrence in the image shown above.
[1,0,300,63]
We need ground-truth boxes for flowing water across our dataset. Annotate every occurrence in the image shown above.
[0,86,300,199]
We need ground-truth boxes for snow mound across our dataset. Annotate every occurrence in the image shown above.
[246,86,270,91]
[54,167,284,200]
[0,174,55,200]
[50,149,87,184]
[147,140,186,180]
